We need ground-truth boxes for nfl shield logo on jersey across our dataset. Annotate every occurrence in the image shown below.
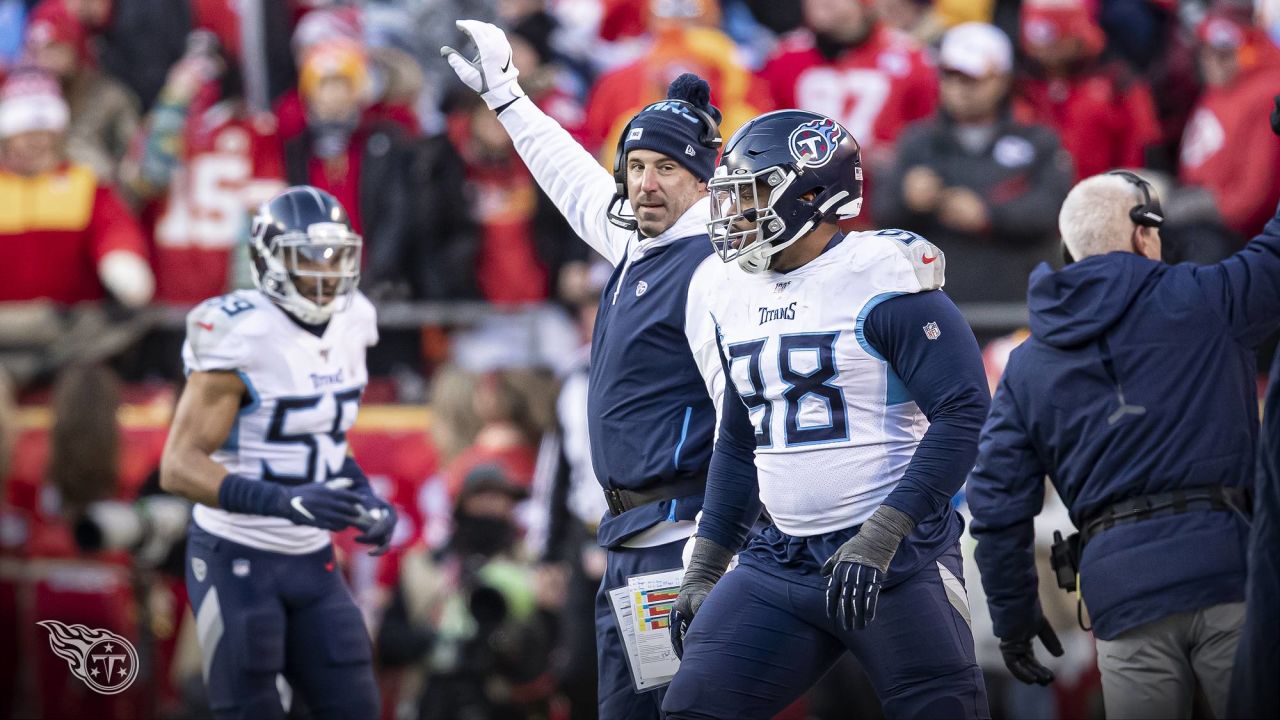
[923,322,941,340]
[787,117,845,168]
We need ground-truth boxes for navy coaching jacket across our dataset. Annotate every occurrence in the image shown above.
[588,232,719,548]
[968,202,1280,641]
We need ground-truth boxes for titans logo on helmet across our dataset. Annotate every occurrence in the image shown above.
[788,117,845,168]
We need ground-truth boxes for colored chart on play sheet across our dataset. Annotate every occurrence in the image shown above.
[633,586,679,631]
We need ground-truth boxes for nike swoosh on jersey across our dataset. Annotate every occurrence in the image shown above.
[197,321,215,331]
[290,496,316,521]
[921,254,938,264]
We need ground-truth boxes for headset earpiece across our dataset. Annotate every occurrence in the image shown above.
[1108,170,1164,228]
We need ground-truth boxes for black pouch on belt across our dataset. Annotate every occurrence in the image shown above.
[1049,530,1080,592]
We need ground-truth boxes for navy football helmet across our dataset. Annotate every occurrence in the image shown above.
[249,186,362,324]
[708,110,863,273]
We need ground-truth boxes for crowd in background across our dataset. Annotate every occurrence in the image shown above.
[1,0,1279,718]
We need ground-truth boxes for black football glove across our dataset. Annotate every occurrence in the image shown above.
[335,458,399,556]
[1000,615,1065,686]
[669,537,734,659]
[822,505,914,631]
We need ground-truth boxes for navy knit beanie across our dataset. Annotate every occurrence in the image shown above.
[621,73,722,181]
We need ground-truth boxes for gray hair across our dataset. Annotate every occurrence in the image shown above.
[1058,173,1151,260]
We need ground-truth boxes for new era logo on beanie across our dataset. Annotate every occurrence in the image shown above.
[621,73,722,181]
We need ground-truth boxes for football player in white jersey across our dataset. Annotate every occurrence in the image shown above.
[160,186,395,719]
[663,112,993,719]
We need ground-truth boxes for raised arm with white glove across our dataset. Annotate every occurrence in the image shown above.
[440,20,525,112]
[441,20,627,265]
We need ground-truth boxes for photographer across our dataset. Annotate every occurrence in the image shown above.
[378,465,558,720]
[967,101,1280,718]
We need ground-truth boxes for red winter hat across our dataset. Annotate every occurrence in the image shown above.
[0,68,69,138]
[24,0,89,58]
[1020,0,1105,57]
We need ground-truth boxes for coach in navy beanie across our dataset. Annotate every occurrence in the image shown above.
[621,73,723,182]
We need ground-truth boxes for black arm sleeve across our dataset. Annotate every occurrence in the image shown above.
[862,290,991,524]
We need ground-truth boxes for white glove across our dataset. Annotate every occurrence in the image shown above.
[440,20,525,111]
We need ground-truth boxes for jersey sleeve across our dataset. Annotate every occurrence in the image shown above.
[861,290,990,524]
[181,297,255,374]
[685,257,729,430]
[858,229,946,294]
[351,291,379,348]
[497,96,631,266]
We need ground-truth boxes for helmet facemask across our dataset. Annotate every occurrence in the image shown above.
[708,165,804,274]
[250,220,362,324]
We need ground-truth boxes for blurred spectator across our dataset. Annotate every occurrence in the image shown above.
[581,0,771,158]
[875,22,1073,305]
[873,0,947,45]
[445,369,557,500]
[1179,3,1280,241]
[510,10,586,140]
[527,260,611,720]
[447,91,587,304]
[274,5,420,143]
[23,0,140,190]
[0,367,13,483]
[282,39,417,296]
[122,30,283,304]
[758,0,937,167]
[1013,0,1161,180]
[81,0,192,110]
[378,464,559,720]
[0,68,152,307]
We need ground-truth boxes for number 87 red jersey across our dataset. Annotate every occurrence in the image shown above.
[757,24,938,161]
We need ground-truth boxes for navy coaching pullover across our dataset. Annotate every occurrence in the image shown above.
[969,200,1280,641]
[496,97,737,549]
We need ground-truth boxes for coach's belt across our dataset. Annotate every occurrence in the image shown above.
[604,478,706,517]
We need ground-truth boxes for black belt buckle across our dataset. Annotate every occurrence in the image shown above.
[605,488,627,516]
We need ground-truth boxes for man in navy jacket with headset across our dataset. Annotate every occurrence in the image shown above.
[443,20,756,720]
[968,103,1280,718]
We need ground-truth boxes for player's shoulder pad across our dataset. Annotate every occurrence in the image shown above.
[345,291,378,347]
[184,291,269,371]
[852,229,945,292]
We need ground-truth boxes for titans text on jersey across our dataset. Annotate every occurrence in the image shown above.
[702,229,945,535]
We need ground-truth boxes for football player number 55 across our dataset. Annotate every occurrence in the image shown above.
[728,332,849,448]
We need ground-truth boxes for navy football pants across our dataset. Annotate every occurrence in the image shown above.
[184,525,379,720]
[663,543,988,719]
[596,539,686,720]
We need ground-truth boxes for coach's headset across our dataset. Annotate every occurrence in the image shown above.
[1062,170,1165,265]
[605,100,723,231]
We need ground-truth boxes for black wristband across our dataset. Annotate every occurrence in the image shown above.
[218,474,284,517]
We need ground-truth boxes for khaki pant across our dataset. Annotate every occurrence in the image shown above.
[1095,602,1244,719]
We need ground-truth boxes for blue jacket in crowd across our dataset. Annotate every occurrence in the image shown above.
[968,202,1280,641]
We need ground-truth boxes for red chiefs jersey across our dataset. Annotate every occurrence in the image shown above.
[758,26,938,156]
[1180,64,1280,238]
[0,164,148,304]
[148,102,285,303]
[1015,66,1160,180]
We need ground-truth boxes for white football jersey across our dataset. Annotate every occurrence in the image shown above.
[702,229,946,536]
[182,289,378,554]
